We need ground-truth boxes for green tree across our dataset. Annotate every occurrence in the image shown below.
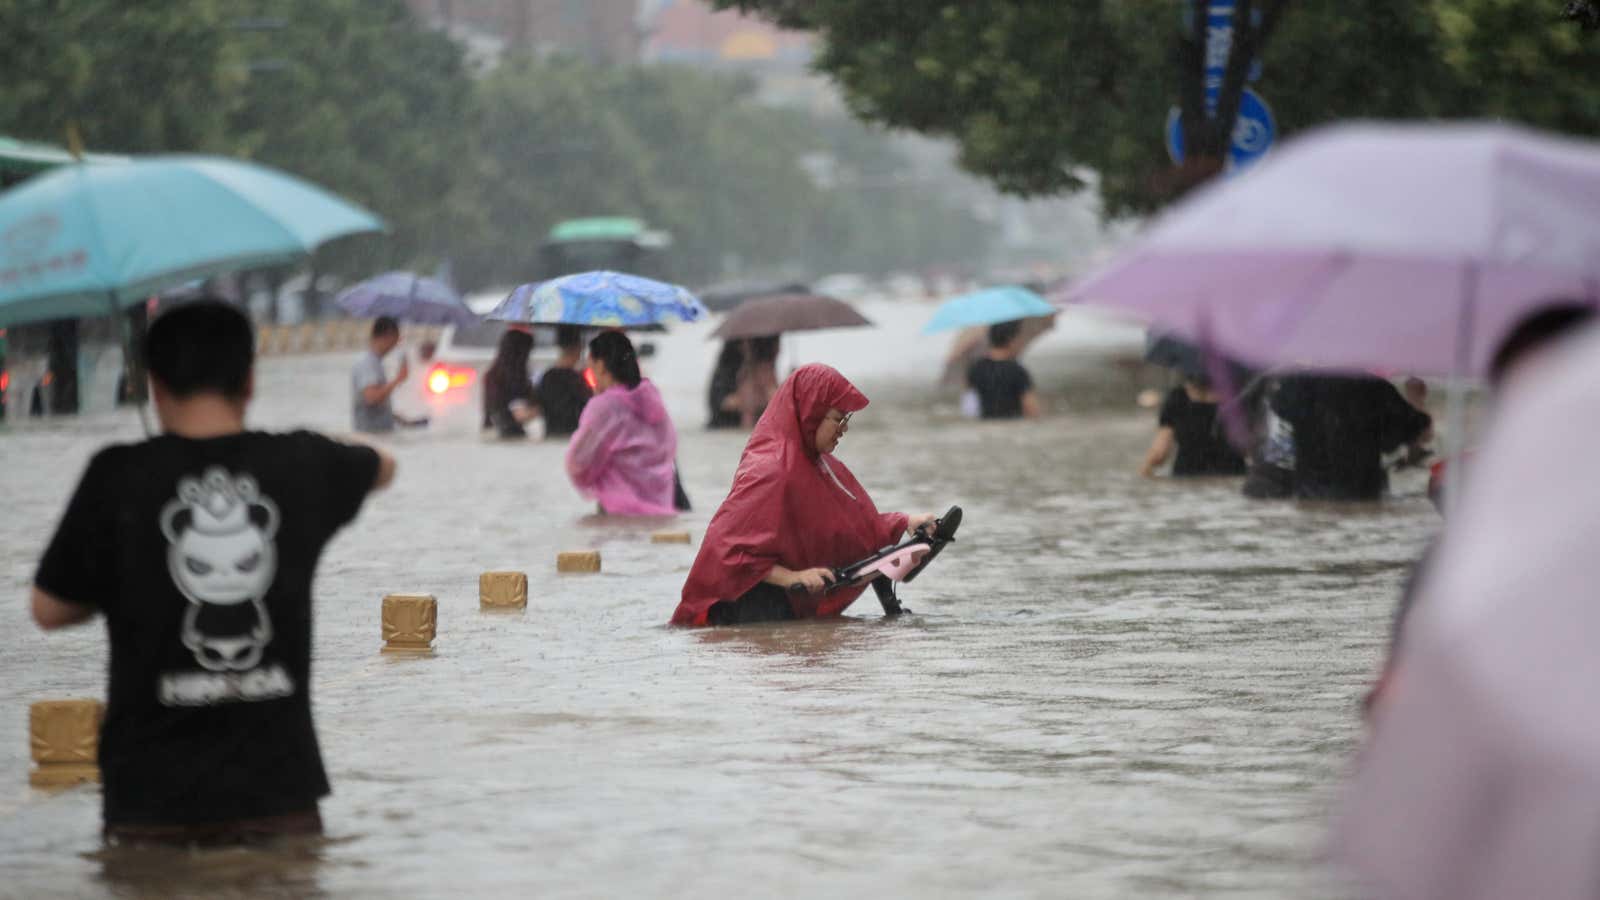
[715,1,1460,215]
[0,0,243,152]
[219,0,476,276]
[1434,0,1600,132]
[452,56,991,288]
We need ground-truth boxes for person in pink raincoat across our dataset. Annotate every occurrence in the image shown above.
[565,331,679,516]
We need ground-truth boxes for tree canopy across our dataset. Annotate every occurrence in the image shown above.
[716,0,1598,215]
[0,0,993,294]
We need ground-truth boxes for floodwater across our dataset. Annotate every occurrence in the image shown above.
[0,300,1438,899]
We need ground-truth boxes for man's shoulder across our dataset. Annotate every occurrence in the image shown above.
[241,429,354,459]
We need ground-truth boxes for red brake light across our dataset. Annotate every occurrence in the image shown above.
[0,371,8,392]
[427,365,475,395]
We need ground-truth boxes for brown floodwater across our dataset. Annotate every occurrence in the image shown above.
[0,301,1438,898]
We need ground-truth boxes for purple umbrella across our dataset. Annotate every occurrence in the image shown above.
[710,292,871,340]
[1061,122,1600,378]
[1336,327,1600,900]
[334,271,477,327]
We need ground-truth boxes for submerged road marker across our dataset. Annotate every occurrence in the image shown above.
[480,571,528,610]
[557,551,601,574]
[28,699,102,788]
[381,594,437,655]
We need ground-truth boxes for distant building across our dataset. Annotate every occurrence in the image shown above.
[641,0,811,68]
[641,1,837,111]
[404,0,644,64]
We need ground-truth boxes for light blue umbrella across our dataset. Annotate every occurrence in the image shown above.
[334,271,475,327]
[487,270,706,328]
[0,155,384,327]
[922,285,1057,334]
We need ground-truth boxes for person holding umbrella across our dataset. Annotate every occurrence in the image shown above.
[924,286,1055,420]
[966,319,1041,420]
[707,291,872,430]
[351,317,427,434]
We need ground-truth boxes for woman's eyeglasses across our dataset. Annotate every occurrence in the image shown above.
[826,412,852,429]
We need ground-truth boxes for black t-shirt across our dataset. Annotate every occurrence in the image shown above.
[34,431,379,827]
[1273,375,1432,501]
[482,367,537,438]
[536,367,592,438]
[967,357,1033,419]
[1159,388,1247,477]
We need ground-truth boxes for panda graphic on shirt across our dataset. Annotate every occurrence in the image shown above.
[159,467,279,673]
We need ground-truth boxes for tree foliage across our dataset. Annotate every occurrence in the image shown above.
[0,0,244,152]
[0,0,991,293]
[716,0,1596,216]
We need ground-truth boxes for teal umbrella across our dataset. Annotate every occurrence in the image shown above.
[0,155,384,327]
[922,285,1056,334]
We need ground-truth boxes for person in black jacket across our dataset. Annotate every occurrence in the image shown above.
[1271,374,1431,501]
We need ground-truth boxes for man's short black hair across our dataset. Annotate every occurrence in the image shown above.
[1489,302,1597,386]
[989,319,1022,348]
[144,299,254,401]
[372,316,400,339]
[555,324,583,351]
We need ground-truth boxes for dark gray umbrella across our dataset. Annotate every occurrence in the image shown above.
[710,292,872,340]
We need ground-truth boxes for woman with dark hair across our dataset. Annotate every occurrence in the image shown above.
[565,331,680,515]
[482,329,537,439]
[706,341,744,429]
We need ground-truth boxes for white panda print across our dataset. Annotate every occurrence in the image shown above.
[159,467,279,672]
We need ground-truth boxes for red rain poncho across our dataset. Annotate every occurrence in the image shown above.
[671,364,909,626]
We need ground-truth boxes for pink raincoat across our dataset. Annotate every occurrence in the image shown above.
[565,379,678,516]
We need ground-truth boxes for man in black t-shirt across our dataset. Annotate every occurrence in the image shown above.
[536,324,593,439]
[965,319,1041,420]
[30,301,396,844]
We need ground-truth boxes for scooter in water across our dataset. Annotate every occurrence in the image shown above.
[789,505,962,617]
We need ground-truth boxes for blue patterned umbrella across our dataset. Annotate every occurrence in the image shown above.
[486,270,706,328]
[334,271,476,327]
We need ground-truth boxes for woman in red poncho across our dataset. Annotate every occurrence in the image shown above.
[672,364,935,626]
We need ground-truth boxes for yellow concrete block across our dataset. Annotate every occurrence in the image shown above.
[557,551,601,574]
[381,593,437,655]
[651,531,692,544]
[480,571,528,610]
[29,699,103,788]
